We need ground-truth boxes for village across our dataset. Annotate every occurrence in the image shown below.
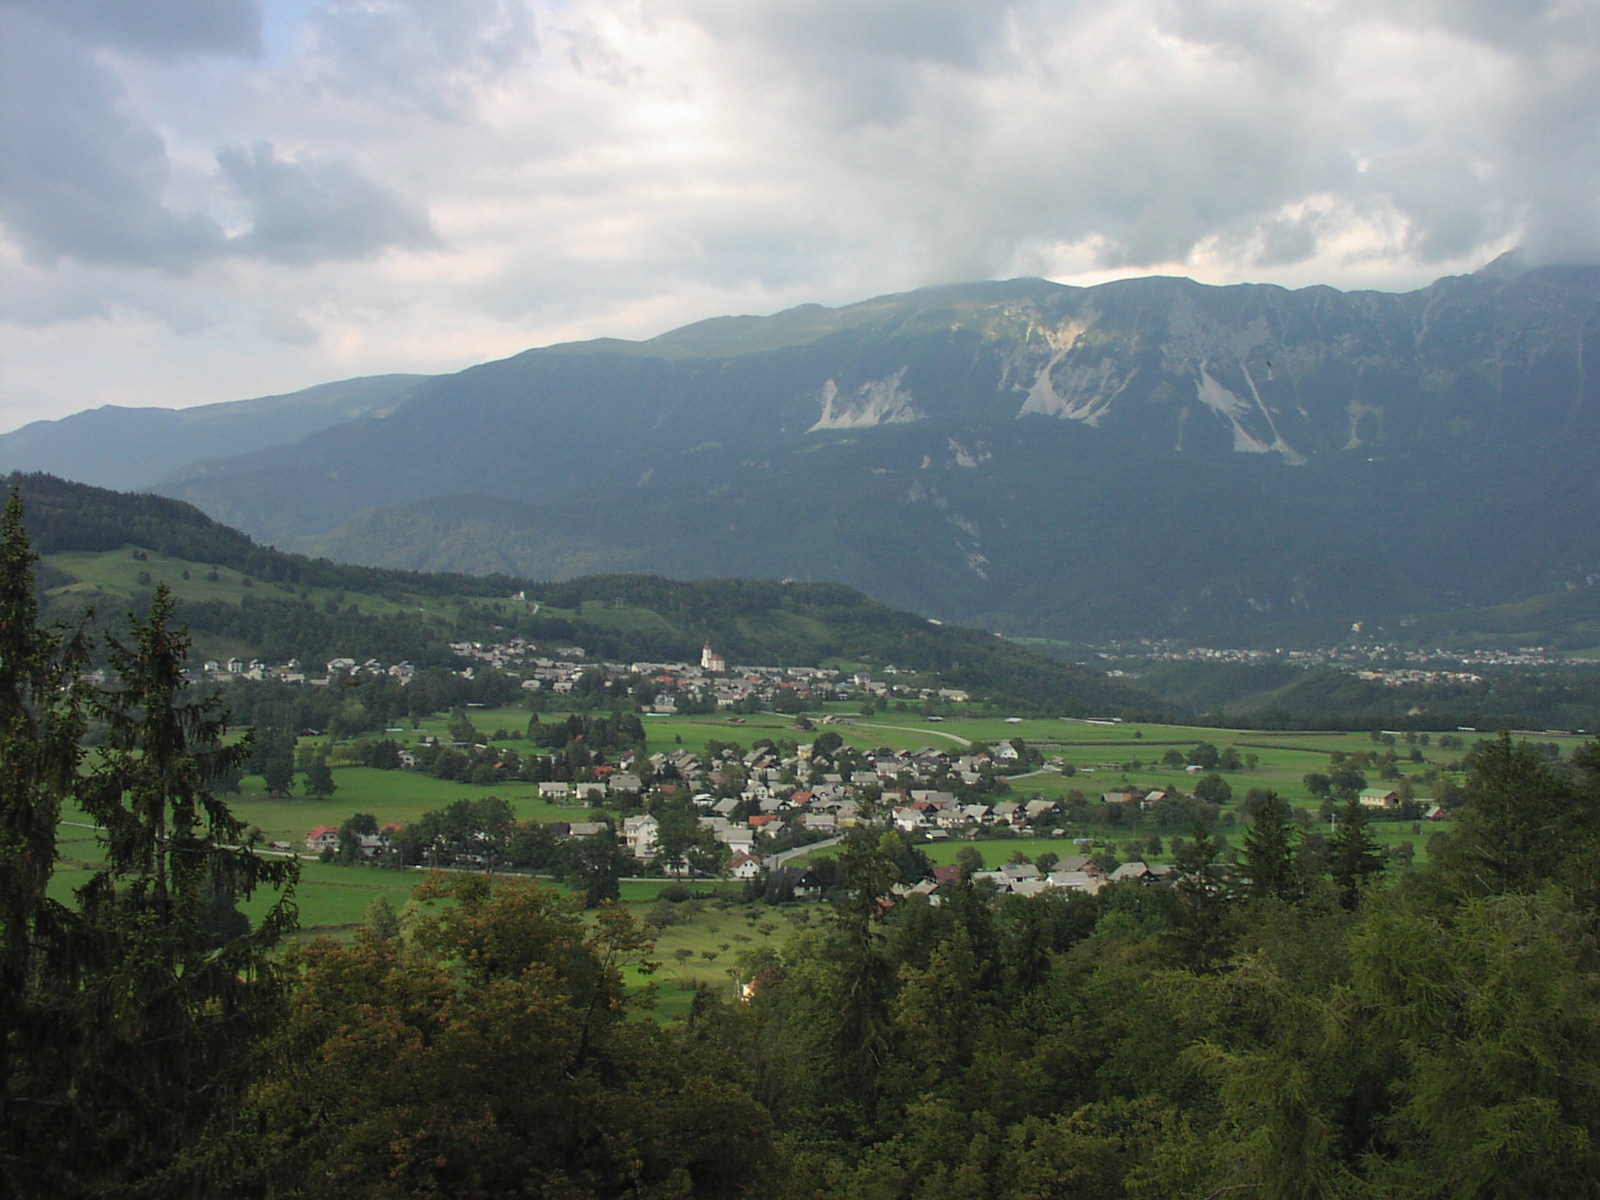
[270,636,1200,898]
[185,633,1455,907]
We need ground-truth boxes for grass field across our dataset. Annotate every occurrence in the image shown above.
[221,765,605,846]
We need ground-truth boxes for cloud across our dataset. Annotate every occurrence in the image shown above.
[301,0,537,119]
[13,0,262,60]
[0,8,228,271]
[217,142,439,264]
[1,0,1598,430]
[680,0,1017,125]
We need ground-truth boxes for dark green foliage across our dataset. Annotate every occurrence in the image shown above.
[1240,790,1300,902]
[236,876,776,1198]
[1329,794,1386,909]
[0,522,298,1198]
[1426,731,1600,902]
[563,834,631,908]
[302,756,336,801]
[0,491,88,1189]
[62,588,299,1196]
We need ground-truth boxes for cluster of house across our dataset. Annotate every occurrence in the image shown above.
[944,857,1167,897]
[454,638,969,712]
[298,734,1084,882]
[1127,638,1586,681]
[298,823,402,857]
[174,632,979,724]
[195,656,416,686]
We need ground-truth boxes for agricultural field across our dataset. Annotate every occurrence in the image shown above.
[223,765,603,846]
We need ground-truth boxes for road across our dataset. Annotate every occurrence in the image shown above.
[850,722,973,748]
[763,834,842,870]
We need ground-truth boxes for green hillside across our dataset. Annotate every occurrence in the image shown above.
[12,472,1160,716]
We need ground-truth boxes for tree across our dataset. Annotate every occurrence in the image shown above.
[1167,820,1229,967]
[261,751,295,798]
[1329,768,1368,797]
[1329,794,1384,909]
[303,755,336,801]
[1194,772,1233,805]
[955,844,985,880]
[336,812,379,865]
[565,834,630,907]
[0,490,88,1187]
[653,801,727,878]
[242,876,773,1197]
[1350,889,1600,1195]
[61,586,299,1194]
[1240,791,1299,902]
[361,894,403,946]
[1427,732,1600,901]
[826,829,902,1114]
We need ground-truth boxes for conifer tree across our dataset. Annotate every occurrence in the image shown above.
[0,490,87,1189]
[828,828,900,1115]
[1329,794,1384,909]
[60,586,298,1196]
[1168,820,1230,966]
[1240,790,1300,902]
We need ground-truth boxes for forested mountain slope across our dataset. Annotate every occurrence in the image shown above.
[8,256,1598,644]
[10,473,1155,716]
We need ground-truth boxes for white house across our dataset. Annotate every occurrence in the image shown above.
[622,814,659,859]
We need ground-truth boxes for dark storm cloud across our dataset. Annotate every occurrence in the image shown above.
[217,142,440,264]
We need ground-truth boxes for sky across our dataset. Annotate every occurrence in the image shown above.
[1,0,1596,432]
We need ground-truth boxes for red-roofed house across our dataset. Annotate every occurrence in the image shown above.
[305,826,339,853]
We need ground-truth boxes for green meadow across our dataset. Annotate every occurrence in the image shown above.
[223,765,604,846]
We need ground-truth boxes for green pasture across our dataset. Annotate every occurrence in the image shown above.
[43,547,463,628]
[222,765,603,846]
[640,712,799,755]
[246,861,423,940]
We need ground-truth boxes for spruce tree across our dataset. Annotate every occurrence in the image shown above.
[1329,794,1384,909]
[62,586,299,1195]
[1240,790,1300,902]
[0,490,87,1189]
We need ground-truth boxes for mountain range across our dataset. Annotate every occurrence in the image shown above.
[5,252,1598,645]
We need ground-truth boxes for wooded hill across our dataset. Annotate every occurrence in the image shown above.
[10,473,1158,717]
